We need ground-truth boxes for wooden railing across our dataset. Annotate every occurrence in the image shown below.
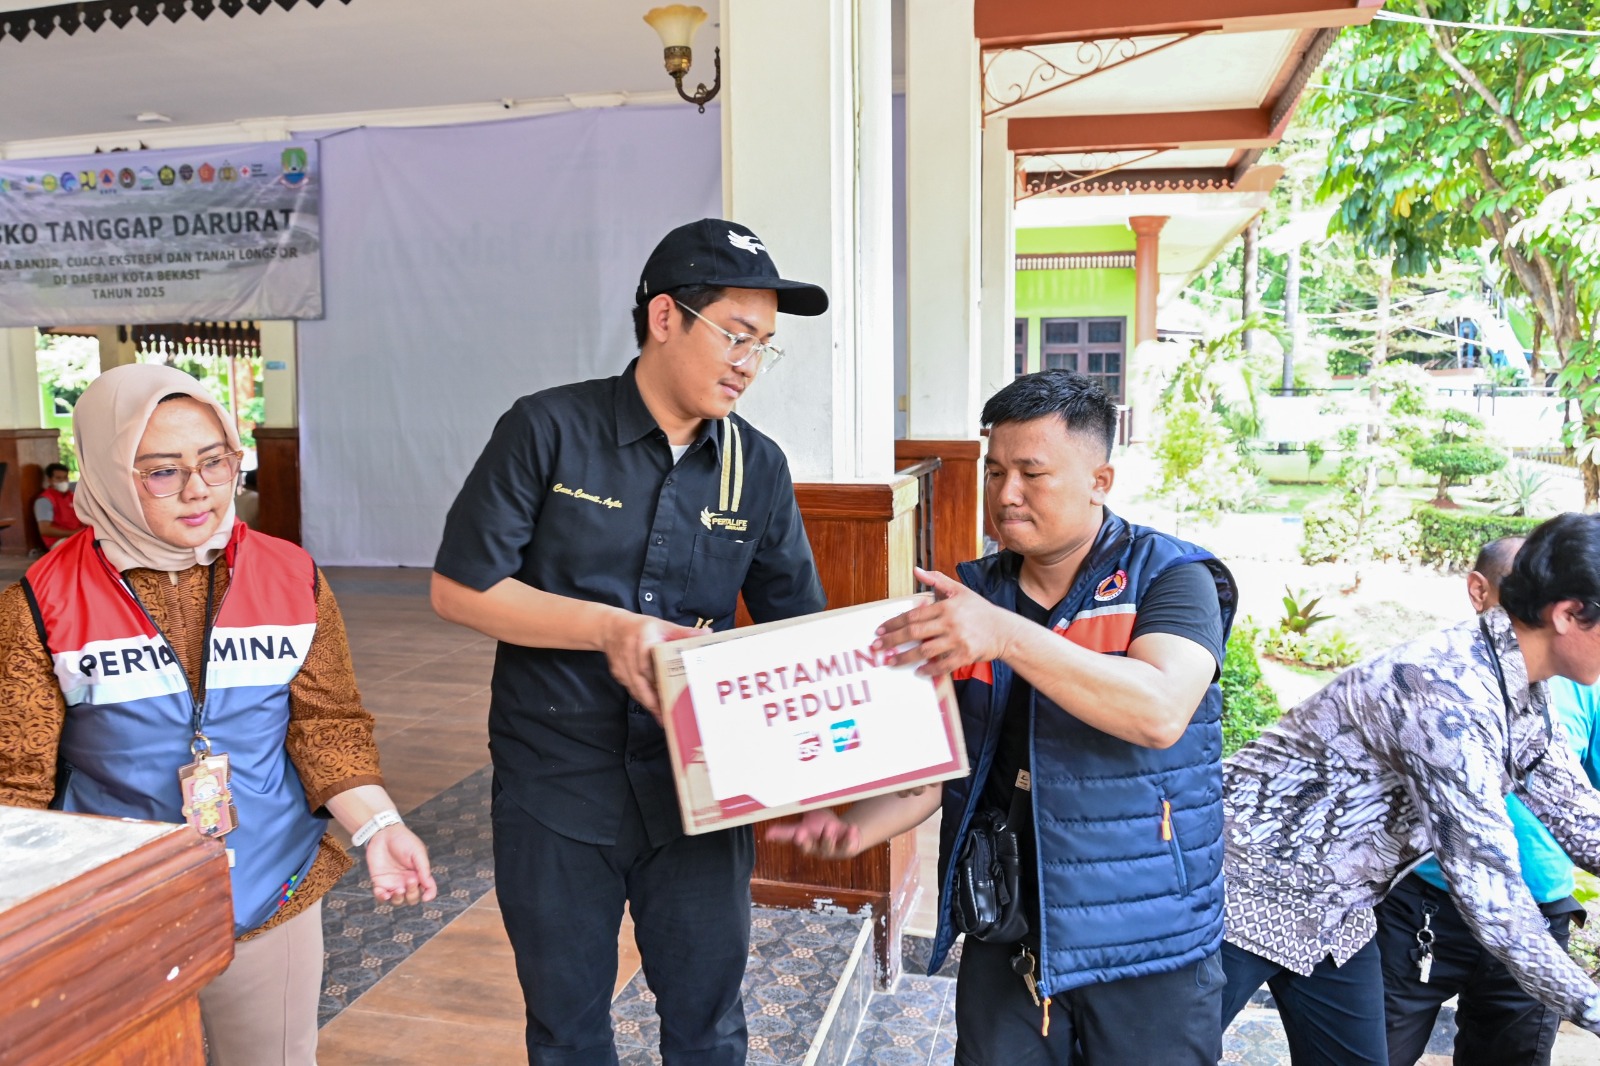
[895,457,942,584]
[893,440,983,579]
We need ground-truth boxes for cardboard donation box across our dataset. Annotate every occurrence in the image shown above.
[654,595,969,835]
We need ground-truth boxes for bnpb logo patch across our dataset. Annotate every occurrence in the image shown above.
[1094,570,1128,602]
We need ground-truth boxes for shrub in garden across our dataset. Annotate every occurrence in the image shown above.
[1220,623,1284,757]
[1410,441,1508,505]
[1412,509,1544,571]
[1488,461,1556,517]
[1300,495,1418,565]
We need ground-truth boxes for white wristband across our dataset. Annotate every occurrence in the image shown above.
[351,809,403,847]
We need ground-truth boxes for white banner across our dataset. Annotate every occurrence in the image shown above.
[296,107,723,566]
[0,141,322,326]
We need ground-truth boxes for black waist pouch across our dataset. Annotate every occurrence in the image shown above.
[952,773,1030,943]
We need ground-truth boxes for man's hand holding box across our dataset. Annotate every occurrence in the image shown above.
[653,595,968,835]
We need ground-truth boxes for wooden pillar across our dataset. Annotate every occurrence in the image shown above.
[0,808,233,1066]
[750,473,920,986]
[252,321,300,544]
[0,429,61,555]
[1129,215,1168,346]
[251,427,301,545]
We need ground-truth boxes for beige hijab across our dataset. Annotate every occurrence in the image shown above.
[72,362,239,573]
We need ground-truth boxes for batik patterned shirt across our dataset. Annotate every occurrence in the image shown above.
[1223,607,1600,1025]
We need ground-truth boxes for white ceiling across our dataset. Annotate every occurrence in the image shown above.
[0,0,736,144]
[989,29,1299,120]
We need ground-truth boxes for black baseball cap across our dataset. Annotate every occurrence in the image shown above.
[635,218,828,316]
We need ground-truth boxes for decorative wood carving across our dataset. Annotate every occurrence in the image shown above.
[0,0,353,44]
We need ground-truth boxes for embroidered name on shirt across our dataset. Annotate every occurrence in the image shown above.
[700,507,748,533]
[552,483,623,510]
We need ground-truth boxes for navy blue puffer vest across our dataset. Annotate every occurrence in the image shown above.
[930,510,1237,996]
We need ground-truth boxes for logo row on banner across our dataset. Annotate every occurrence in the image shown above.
[0,141,323,327]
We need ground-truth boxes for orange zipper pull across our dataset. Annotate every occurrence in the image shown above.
[1042,995,1051,1036]
[1160,799,1172,842]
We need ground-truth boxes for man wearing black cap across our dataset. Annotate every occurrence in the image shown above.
[431,218,828,1065]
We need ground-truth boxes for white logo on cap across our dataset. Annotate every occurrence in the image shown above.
[728,231,766,254]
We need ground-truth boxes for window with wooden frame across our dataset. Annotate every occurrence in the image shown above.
[1038,317,1126,401]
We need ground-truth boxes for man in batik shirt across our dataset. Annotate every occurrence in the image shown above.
[1218,513,1600,1066]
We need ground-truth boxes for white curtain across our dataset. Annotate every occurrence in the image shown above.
[297,106,722,565]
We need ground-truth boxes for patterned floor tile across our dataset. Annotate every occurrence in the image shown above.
[609,906,866,1064]
[317,766,496,1025]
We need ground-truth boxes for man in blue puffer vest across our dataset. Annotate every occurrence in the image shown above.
[771,370,1237,1064]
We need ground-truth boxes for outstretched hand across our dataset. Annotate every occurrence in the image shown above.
[876,568,1018,678]
[601,612,703,722]
[766,808,864,861]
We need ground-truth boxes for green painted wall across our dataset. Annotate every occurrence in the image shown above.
[1014,226,1136,373]
[1016,226,1135,254]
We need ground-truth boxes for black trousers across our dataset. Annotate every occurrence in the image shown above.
[952,936,1225,1065]
[1375,873,1578,1066]
[491,780,755,1066]
[1219,938,1388,1066]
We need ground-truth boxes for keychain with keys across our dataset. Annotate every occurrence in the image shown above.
[1011,946,1042,1007]
[1414,910,1435,984]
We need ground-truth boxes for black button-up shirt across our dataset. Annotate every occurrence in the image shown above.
[434,360,825,846]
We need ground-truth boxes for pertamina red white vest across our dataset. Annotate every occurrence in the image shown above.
[23,524,328,936]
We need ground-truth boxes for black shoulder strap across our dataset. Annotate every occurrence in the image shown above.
[18,576,53,659]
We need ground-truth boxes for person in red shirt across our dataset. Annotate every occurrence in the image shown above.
[34,462,84,548]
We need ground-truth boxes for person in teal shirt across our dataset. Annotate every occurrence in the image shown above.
[1376,535,1600,1066]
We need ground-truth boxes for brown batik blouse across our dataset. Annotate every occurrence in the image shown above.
[0,561,383,940]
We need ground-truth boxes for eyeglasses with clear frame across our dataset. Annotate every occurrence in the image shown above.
[674,299,786,374]
[133,450,245,498]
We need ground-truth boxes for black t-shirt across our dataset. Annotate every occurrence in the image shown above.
[433,360,825,847]
[979,562,1228,932]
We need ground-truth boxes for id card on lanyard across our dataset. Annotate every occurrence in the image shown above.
[177,561,240,841]
[179,743,239,839]
[116,556,242,844]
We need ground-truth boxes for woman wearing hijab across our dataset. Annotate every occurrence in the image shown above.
[0,363,436,1066]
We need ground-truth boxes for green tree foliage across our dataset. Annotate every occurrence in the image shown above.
[1411,442,1509,501]
[1409,406,1508,503]
[1154,317,1265,446]
[1297,363,1437,565]
[1151,405,1261,527]
[36,333,98,409]
[1147,320,1265,525]
[1185,132,1484,380]
[1309,1,1600,502]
